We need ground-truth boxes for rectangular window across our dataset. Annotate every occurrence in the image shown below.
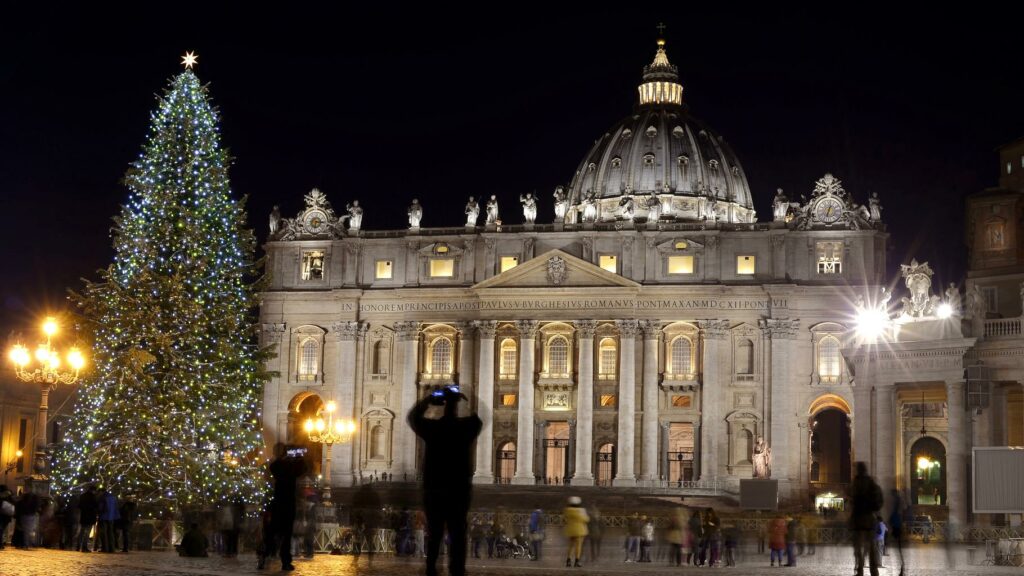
[671,395,692,408]
[599,394,617,407]
[500,256,519,272]
[375,260,393,279]
[736,255,756,275]
[668,255,694,274]
[301,250,325,280]
[429,258,454,277]
[816,241,843,274]
[981,286,998,313]
[599,254,617,273]
[502,394,517,407]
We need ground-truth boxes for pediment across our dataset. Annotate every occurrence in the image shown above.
[655,237,705,253]
[472,249,641,290]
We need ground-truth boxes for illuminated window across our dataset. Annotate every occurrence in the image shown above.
[499,338,517,379]
[668,255,694,274]
[429,337,452,374]
[500,256,519,272]
[674,241,688,250]
[736,339,754,375]
[435,244,449,254]
[375,260,393,279]
[430,259,454,277]
[301,250,325,280]
[736,255,756,275]
[502,394,517,407]
[548,336,569,375]
[600,394,617,407]
[671,395,692,408]
[599,255,617,273]
[298,338,319,381]
[598,337,617,378]
[816,242,842,274]
[817,335,841,383]
[670,336,693,375]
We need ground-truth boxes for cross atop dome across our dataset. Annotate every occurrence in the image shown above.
[639,35,683,106]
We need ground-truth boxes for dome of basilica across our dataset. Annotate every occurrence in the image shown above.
[564,40,755,224]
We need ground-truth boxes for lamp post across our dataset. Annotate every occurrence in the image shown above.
[303,400,356,504]
[7,316,87,492]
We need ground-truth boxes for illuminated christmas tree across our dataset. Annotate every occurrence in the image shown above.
[55,57,269,508]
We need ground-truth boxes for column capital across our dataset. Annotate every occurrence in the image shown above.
[638,320,661,339]
[329,321,368,341]
[393,321,420,341]
[575,320,597,338]
[454,321,475,339]
[698,319,731,340]
[759,318,801,340]
[515,320,540,339]
[615,319,639,338]
[261,323,287,344]
[474,320,498,339]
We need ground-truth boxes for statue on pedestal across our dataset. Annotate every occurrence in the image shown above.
[644,192,662,222]
[899,259,941,317]
[580,190,597,223]
[966,285,985,319]
[868,192,883,222]
[520,193,537,224]
[619,195,635,220]
[485,195,499,224]
[945,283,961,316]
[464,196,480,226]
[345,200,363,232]
[553,186,568,220]
[407,199,423,228]
[269,205,281,235]
[772,188,789,221]
[753,436,772,478]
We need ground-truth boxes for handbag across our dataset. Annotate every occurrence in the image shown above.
[0,501,13,517]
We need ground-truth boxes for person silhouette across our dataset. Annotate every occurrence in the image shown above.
[408,387,482,576]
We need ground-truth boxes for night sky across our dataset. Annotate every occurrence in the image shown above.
[3,6,1023,332]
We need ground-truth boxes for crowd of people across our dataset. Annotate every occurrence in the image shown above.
[0,483,136,552]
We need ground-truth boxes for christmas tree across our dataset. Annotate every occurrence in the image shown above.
[55,58,269,508]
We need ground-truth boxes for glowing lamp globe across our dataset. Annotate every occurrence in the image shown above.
[936,303,953,319]
[855,308,889,341]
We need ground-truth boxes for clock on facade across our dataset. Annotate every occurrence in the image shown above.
[814,197,844,224]
[303,209,328,234]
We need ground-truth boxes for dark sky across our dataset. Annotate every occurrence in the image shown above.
[2,6,1023,332]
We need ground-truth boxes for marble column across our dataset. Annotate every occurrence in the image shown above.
[457,322,476,399]
[614,319,638,486]
[394,321,420,479]
[473,321,497,484]
[874,386,895,497]
[763,319,798,481]
[852,384,872,470]
[572,320,596,486]
[698,320,729,481]
[639,321,661,482]
[513,320,539,484]
[329,321,366,487]
[260,323,287,449]
[946,380,967,527]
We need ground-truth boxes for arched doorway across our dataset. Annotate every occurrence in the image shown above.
[808,394,852,488]
[496,441,516,484]
[596,443,616,487]
[288,393,324,477]
[910,436,946,506]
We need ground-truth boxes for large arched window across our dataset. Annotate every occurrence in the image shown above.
[548,336,569,376]
[736,339,754,375]
[499,338,517,379]
[298,338,319,381]
[670,336,693,376]
[598,338,617,378]
[370,424,386,458]
[430,337,453,374]
[817,335,842,384]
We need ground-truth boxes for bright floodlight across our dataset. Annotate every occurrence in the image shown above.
[42,317,58,337]
[855,308,889,341]
[9,345,30,367]
[936,303,953,319]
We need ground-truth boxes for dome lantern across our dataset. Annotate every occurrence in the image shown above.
[638,39,683,107]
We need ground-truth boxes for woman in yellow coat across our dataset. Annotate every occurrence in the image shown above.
[563,496,590,568]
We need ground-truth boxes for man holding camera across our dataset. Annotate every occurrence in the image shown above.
[408,386,482,576]
[259,443,308,571]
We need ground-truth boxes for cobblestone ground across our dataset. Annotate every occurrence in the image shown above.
[0,544,1019,576]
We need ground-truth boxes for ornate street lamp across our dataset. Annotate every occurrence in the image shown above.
[7,316,87,492]
[303,400,356,504]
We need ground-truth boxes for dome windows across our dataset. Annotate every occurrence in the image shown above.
[708,159,720,170]
[646,125,658,138]
[621,128,633,139]
[672,126,685,139]
[588,162,597,172]
[677,155,689,166]
[611,157,622,169]
[642,153,656,167]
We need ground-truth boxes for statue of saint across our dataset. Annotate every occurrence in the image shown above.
[619,195,635,220]
[552,186,568,220]
[772,188,789,221]
[644,192,662,222]
[945,283,961,315]
[580,190,598,223]
[753,436,772,478]
[407,198,423,228]
[966,285,986,319]
[520,193,538,224]
[868,192,883,222]
[269,205,281,235]
[345,200,363,231]
[464,196,480,226]
[703,192,718,222]
[485,195,499,224]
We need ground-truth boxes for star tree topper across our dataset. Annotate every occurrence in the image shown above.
[181,51,198,69]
